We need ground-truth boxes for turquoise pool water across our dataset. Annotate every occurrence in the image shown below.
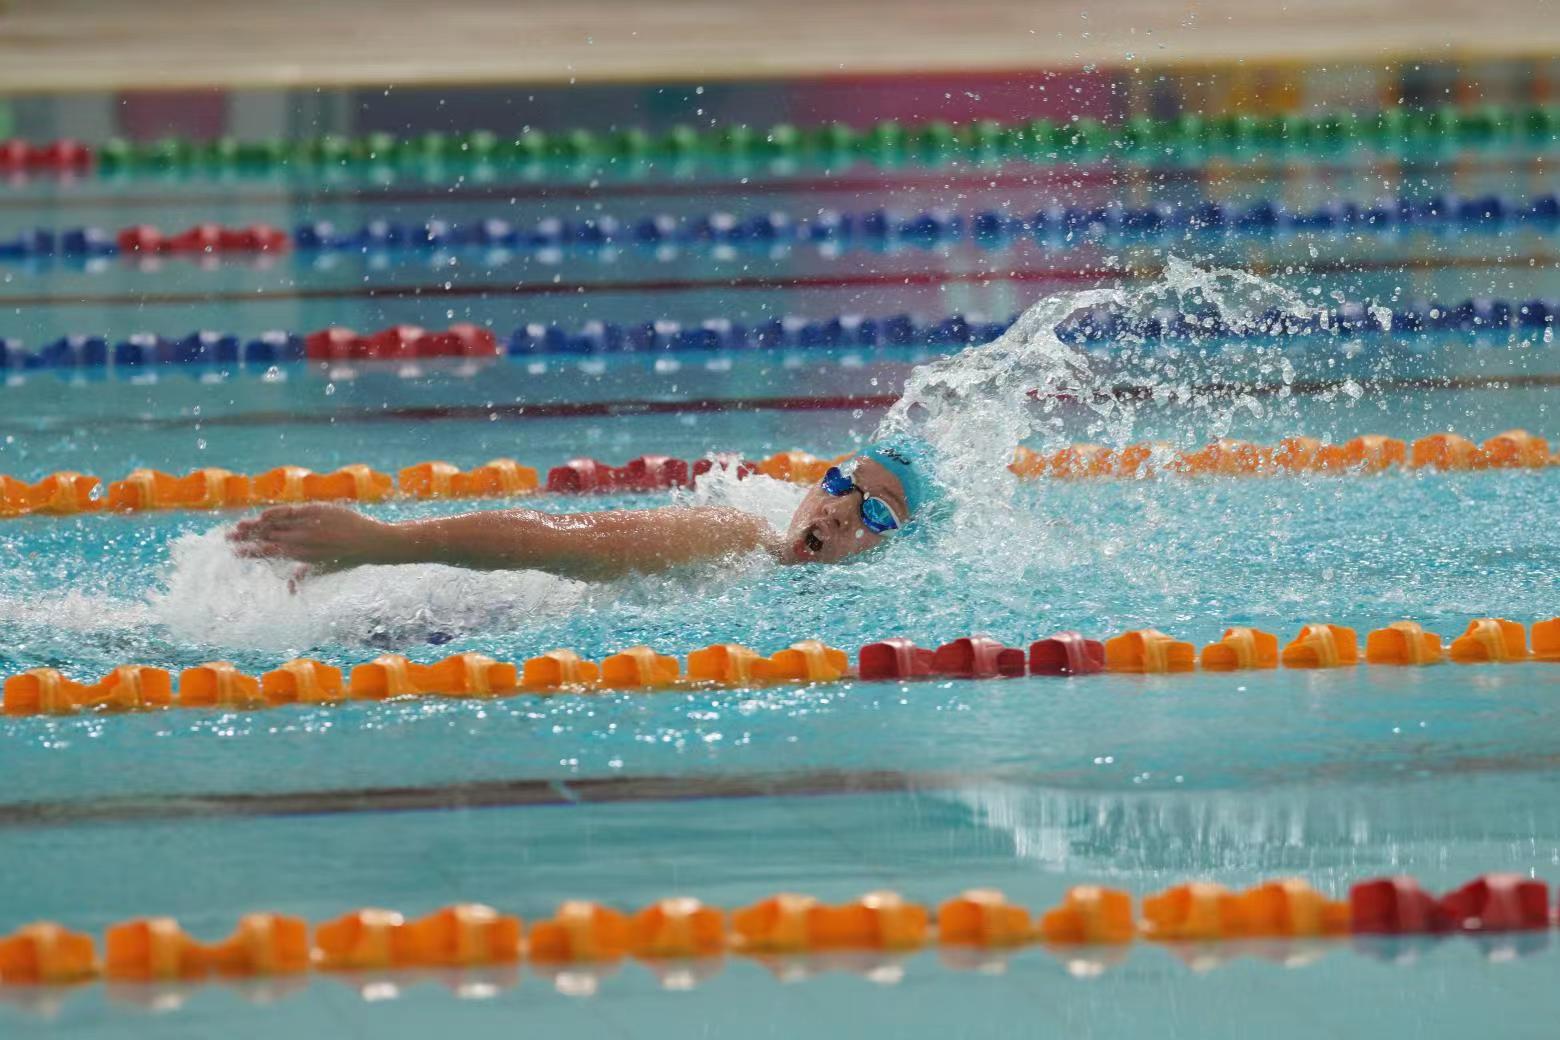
[2,86,1559,1035]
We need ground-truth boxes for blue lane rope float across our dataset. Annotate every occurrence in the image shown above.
[0,297,1554,371]
[282,193,1560,252]
[2,192,1558,263]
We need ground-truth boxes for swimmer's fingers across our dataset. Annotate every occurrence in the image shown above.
[233,526,322,558]
[232,503,379,573]
[232,505,337,542]
[253,505,327,529]
[232,540,291,559]
[230,513,286,542]
[286,555,349,589]
[229,517,267,541]
[236,540,347,571]
[260,503,335,520]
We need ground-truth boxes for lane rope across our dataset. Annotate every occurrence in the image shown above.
[0,428,1553,521]
[0,873,1553,994]
[3,103,1556,181]
[5,618,1559,717]
[4,190,1557,262]
[1,294,1555,372]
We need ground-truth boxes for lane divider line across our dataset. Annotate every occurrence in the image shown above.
[5,619,1559,718]
[3,295,1553,371]
[1,429,1552,521]
[3,102,1555,181]
[4,190,1556,262]
[0,872,1552,991]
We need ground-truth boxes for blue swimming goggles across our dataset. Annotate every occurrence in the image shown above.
[821,466,905,535]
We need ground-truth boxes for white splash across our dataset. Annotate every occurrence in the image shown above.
[879,256,1315,498]
[148,528,588,652]
[674,455,806,528]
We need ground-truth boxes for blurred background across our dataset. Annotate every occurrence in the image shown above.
[2,0,1558,134]
[1,4,1559,1038]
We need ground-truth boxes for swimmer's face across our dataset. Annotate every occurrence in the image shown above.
[779,458,909,565]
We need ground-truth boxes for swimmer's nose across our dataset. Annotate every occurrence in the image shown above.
[819,494,855,536]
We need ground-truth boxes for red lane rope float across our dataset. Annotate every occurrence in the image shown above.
[0,873,1554,988]
[116,223,289,256]
[304,323,499,361]
[0,429,1554,521]
[5,620,1560,718]
[0,138,91,173]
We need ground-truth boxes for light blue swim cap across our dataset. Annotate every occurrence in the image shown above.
[856,434,939,521]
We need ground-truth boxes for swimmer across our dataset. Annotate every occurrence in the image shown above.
[230,435,937,581]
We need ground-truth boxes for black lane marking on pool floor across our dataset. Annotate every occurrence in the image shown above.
[0,769,975,828]
[2,254,1551,309]
[0,265,1116,308]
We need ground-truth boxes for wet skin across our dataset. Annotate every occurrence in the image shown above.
[776,458,910,565]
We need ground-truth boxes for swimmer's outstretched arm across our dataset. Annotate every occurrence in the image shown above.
[229,503,780,581]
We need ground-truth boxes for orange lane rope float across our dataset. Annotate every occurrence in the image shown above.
[0,429,1552,520]
[0,872,1554,993]
[1010,429,1554,481]
[3,619,1558,718]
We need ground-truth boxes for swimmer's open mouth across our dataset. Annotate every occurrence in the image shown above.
[804,523,829,558]
[795,525,823,559]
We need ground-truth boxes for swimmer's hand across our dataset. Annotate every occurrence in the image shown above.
[229,502,780,582]
[230,503,396,577]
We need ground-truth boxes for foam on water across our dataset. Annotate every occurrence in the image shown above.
[148,528,590,652]
[0,587,153,639]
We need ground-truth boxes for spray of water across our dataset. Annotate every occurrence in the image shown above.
[868,257,1319,584]
[880,256,1315,498]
